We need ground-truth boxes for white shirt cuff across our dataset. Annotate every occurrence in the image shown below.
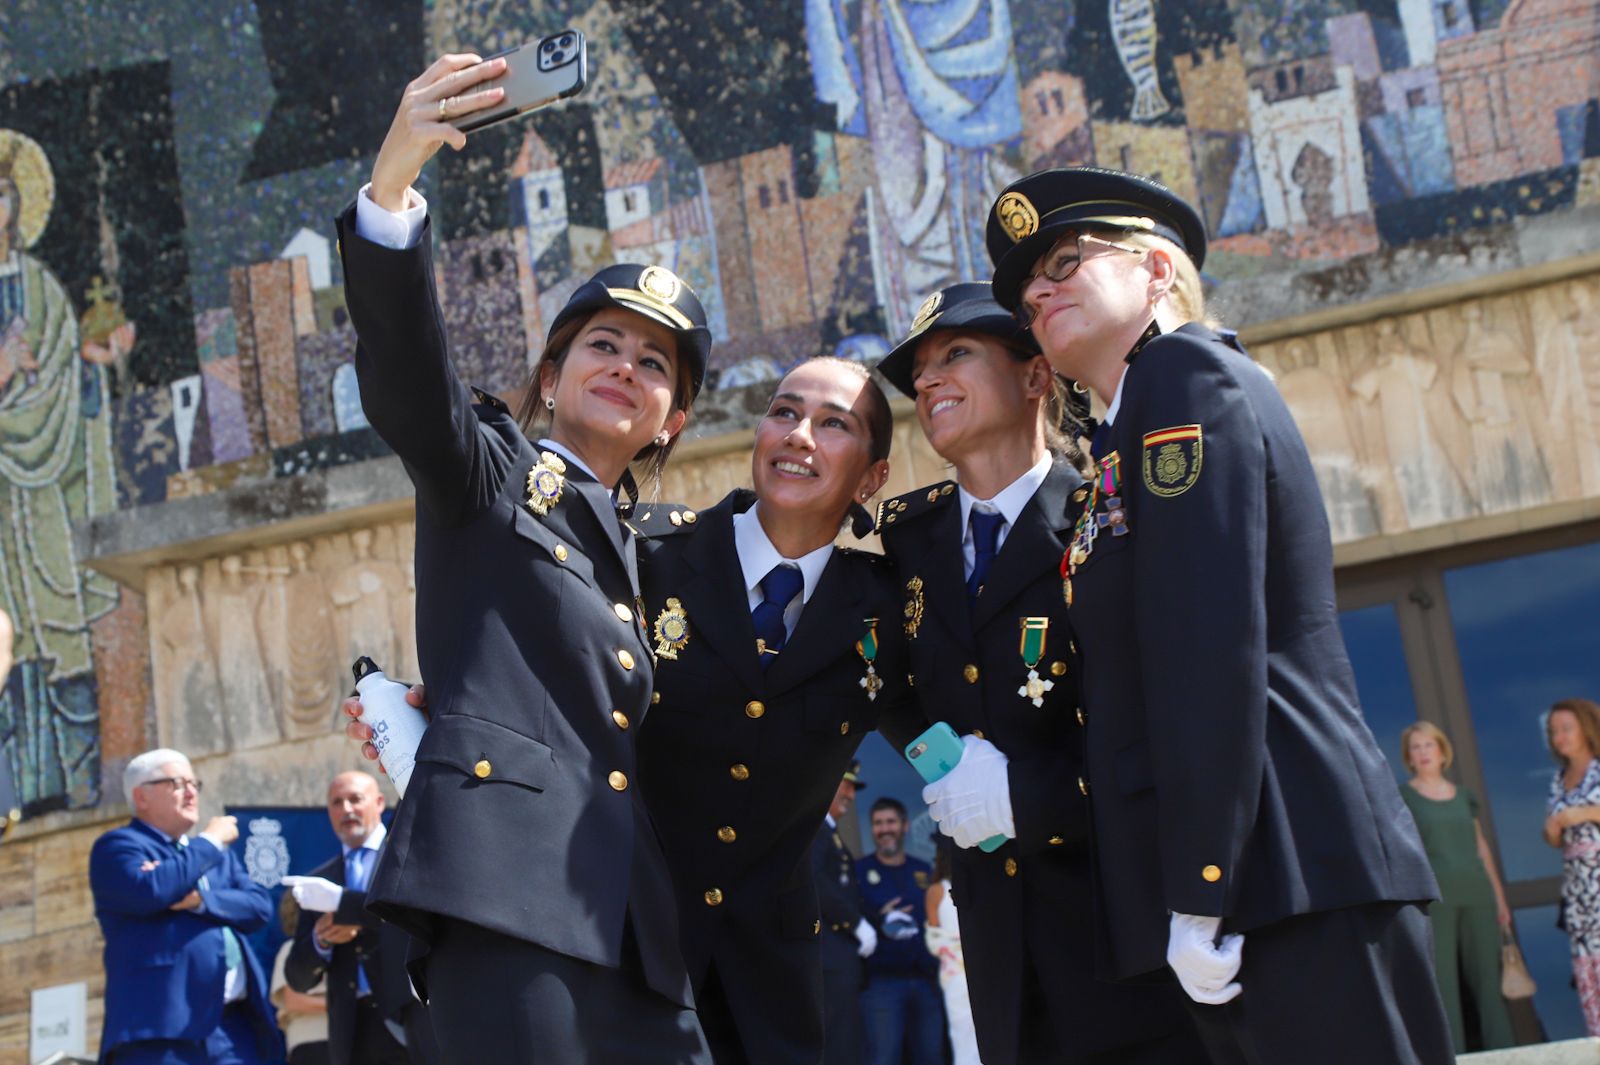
[355,183,428,250]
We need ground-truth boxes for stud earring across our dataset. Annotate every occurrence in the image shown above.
[544,396,555,411]
[655,431,670,447]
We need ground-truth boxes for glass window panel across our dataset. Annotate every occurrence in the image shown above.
[1445,541,1600,884]
[1513,903,1586,1042]
[1339,603,1420,785]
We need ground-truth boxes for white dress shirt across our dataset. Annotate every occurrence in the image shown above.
[956,452,1053,579]
[733,506,833,638]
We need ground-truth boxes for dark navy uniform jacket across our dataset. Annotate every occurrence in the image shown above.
[633,489,920,1065]
[1071,323,1437,980]
[335,204,691,1009]
[812,818,867,974]
[879,461,1192,1065]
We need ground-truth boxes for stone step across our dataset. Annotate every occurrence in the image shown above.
[1461,1039,1600,1064]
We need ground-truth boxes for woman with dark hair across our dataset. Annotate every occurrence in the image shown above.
[338,52,713,1063]
[984,166,1450,1065]
[870,282,1203,1065]
[1544,697,1600,1034]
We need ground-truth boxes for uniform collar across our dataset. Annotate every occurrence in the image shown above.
[958,451,1052,532]
[732,505,833,607]
[536,438,609,495]
[341,820,387,859]
[1104,366,1129,430]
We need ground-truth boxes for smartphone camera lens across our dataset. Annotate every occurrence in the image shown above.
[542,40,555,51]
[561,34,573,46]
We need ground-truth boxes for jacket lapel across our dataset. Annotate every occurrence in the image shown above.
[765,549,869,699]
[972,462,1085,629]
[917,498,976,651]
[675,493,767,694]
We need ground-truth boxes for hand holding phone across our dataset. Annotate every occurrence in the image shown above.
[905,723,1008,852]
[449,30,588,134]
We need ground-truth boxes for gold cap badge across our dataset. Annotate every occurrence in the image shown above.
[908,291,943,337]
[638,265,683,305]
[996,191,1039,243]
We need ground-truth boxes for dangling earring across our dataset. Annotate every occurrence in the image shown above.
[544,396,555,412]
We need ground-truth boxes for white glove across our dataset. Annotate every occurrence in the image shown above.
[921,735,1015,849]
[854,918,878,958]
[281,875,345,914]
[1166,912,1244,1005]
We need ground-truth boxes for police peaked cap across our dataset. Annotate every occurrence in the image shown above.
[986,167,1208,312]
[548,263,713,399]
[875,282,1039,399]
[843,760,868,789]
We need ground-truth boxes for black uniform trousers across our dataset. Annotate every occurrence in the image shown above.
[1187,903,1452,1065]
[425,917,710,1065]
[348,999,407,1065]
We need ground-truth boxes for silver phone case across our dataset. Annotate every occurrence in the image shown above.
[452,30,588,133]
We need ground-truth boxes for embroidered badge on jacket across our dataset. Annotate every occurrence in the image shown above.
[525,450,568,515]
[1142,425,1202,497]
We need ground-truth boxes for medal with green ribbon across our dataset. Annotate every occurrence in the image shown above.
[1017,616,1053,707]
[857,618,882,701]
[1062,452,1123,605]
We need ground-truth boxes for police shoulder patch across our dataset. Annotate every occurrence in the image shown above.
[1141,424,1203,497]
[875,481,957,531]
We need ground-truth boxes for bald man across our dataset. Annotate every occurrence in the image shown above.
[285,772,436,1065]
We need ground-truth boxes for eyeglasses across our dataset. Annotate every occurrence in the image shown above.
[140,776,203,794]
[1015,233,1144,327]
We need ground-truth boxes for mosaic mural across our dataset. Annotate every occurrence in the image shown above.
[2,0,1599,813]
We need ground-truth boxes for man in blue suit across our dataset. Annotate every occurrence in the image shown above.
[89,748,282,1064]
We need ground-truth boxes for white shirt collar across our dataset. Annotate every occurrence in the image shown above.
[343,820,387,857]
[732,504,833,608]
[536,438,607,491]
[958,451,1053,533]
[1103,366,1129,429]
[825,813,837,830]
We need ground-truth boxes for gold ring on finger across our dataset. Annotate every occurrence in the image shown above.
[438,97,450,118]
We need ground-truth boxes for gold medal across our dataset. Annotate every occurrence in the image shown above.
[525,450,568,516]
[1017,617,1053,708]
[857,618,882,702]
[652,598,691,661]
[903,577,925,638]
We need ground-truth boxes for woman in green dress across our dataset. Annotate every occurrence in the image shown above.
[1401,721,1515,1052]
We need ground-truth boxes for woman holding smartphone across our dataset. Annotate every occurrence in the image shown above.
[870,283,1204,1065]
[341,53,712,1063]
[986,167,1449,1065]
[348,356,923,1065]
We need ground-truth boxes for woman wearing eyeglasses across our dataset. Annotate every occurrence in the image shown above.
[980,167,1452,1065]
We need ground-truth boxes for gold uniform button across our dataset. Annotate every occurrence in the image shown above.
[1075,707,1086,726]
[612,710,629,729]
[1048,835,1065,846]
[608,771,629,791]
[473,760,491,779]
[553,544,569,562]
[717,826,737,844]
[704,888,724,907]
[669,510,683,526]
[972,729,985,740]
[1077,776,1089,795]
[813,919,821,935]
[614,603,633,622]
[963,664,979,683]
[745,700,766,719]
[839,721,850,736]
[682,509,697,524]
[652,691,661,705]
[1202,864,1222,883]
[1004,858,1018,877]
[1072,487,1088,503]
[1050,661,1068,677]
[907,673,916,687]
[730,763,750,781]
[941,484,955,496]
[927,489,940,503]
[616,649,635,670]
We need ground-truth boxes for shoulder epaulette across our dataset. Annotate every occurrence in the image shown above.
[627,502,701,539]
[470,385,511,415]
[875,481,957,531]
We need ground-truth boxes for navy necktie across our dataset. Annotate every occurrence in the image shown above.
[752,563,804,667]
[1090,419,1114,461]
[967,509,1005,603]
[346,847,371,995]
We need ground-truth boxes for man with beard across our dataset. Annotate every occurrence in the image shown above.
[856,798,943,1065]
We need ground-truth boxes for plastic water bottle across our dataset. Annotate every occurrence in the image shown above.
[352,657,428,797]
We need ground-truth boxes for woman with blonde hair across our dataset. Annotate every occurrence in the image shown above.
[1400,721,1514,1051]
[1544,697,1600,1035]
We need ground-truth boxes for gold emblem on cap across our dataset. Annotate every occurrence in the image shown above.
[907,290,943,337]
[996,191,1040,243]
[525,451,568,516]
[637,265,683,305]
[652,597,691,661]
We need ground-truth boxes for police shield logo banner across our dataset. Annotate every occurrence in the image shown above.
[1142,424,1202,497]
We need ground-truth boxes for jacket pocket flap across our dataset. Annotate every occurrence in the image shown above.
[416,715,554,792]
[510,507,597,587]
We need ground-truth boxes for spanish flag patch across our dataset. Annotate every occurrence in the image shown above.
[1142,424,1203,497]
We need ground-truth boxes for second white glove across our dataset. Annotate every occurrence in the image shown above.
[281,874,345,914]
[1166,912,1244,1005]
[922,734,1015,849]
[854,917,878,958]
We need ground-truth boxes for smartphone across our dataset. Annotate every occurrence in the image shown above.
[904,723,1007,853]
[451,29,588,134]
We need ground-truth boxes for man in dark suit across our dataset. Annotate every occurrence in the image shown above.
[89,748,281,1064]
[811,766,875,1065]
[284,772,436,1065]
